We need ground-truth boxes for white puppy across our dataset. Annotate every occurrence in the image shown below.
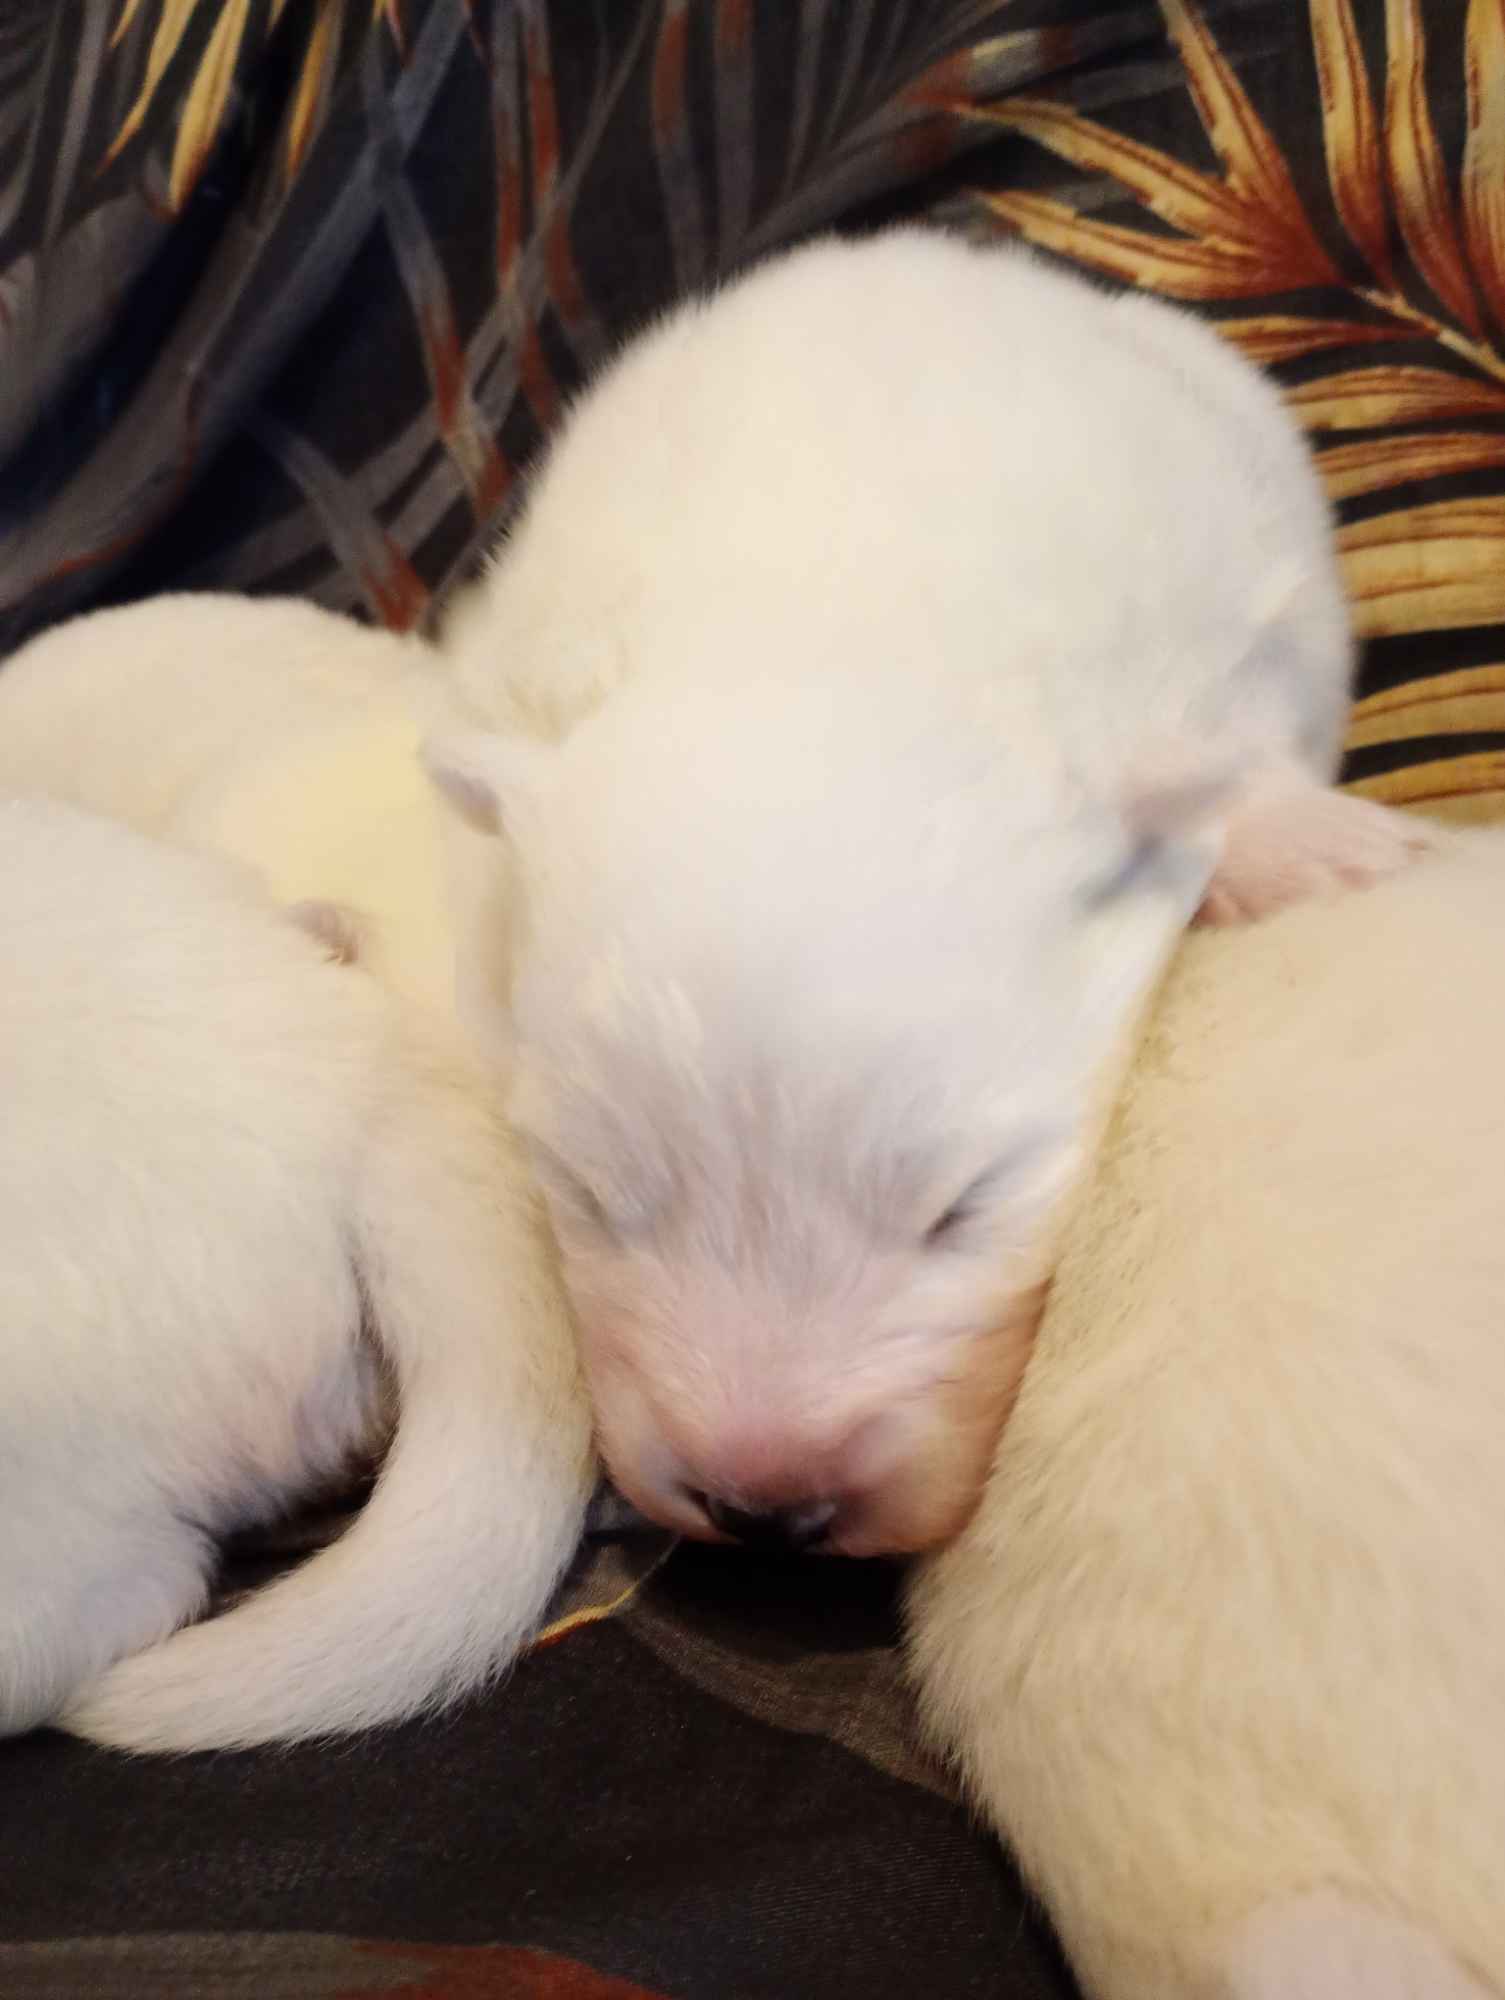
[0,795,593,1753]
[908,829,1505,2000]
[0,593,458,1022]
[426,226,1427,1555]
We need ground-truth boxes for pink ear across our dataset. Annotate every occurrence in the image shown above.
[421,729,556,841]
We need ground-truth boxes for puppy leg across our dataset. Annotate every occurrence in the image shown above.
[1197,764,1436,926]
[2,1520,213,1736]
[1212,1892,1494,2000]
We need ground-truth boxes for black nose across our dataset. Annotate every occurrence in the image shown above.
[701,1495,836,1552]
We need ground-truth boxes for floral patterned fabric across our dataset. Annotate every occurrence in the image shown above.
[2,2,1501,1995]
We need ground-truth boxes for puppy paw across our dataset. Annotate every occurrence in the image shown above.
[1197,776,1437,928]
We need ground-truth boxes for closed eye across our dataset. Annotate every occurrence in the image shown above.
[921,1136,1061,1250]
[924,1182,992,1247]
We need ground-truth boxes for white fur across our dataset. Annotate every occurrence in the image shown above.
[429,226,1401,1551]
[907,829,1505,1998]
[0,795,593,1751]
[0,594,460,1023]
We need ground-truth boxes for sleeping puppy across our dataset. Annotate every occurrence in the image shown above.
[424,226,1429,1556]
[0,593,458,1023]
[908,828,1505,2000]
[0,794,592,1753]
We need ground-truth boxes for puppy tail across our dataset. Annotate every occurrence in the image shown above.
[62,1056,594,1753]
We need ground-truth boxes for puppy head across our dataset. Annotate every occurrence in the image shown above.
[427,669,1217,1554]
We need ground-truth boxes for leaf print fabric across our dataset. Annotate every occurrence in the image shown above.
[945,0,1505,818]
[5,1,1501,812]
[0,6,1498,1999]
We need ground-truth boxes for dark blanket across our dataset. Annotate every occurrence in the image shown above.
[3,1512,1074,1998]
[3,2,1502,1994]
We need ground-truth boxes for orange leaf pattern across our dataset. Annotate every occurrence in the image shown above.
[165,0,249,212]
[1339,498,1505,639]
[1317,431,1505,500]
[1311,0,1393,281]
[1159,0,1324,251]
[1218,315,1413,364]
[1383,0,1484,335]
[973,97,1283,254]
[979,191,1279,300]
[1284,365,1505,430]
[1349,660,1505,745]
[4,0,1504,836]
[1462,0,1505,334]
[946,0,1505,821]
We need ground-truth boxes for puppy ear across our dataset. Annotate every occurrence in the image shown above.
[1118,750,1241,849]
[1088,739,1245,907]
[421,729,555,841]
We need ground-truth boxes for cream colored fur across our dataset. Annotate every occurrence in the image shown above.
[0,795,593,1751]
[908,829,1505,1999]
[0,593,459,1022]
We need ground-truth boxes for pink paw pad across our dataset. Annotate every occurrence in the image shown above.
[1197,777,1437,928]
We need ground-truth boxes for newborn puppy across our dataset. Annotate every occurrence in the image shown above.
[425,227,1426,1555]
[0,594,458,1023]
[1,795,592,1752]
[908,829,1505,2000]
